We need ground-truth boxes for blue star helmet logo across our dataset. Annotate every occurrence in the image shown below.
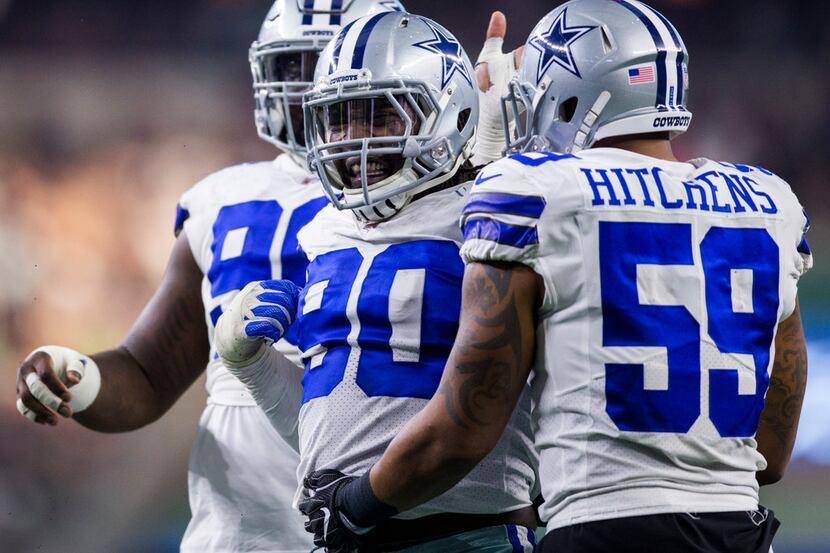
[529,7,596,84]
[412,20,472,90]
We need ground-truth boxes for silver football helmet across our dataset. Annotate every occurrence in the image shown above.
[304,12,478,222]
[503,0,691,154]
[250,0,406,160]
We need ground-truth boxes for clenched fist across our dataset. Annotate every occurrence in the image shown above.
[16,346,101,425]
[214,279,300,367]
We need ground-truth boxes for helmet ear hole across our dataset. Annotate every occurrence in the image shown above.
[600,26,614,55]
[457,108,472,132]
[559,97,578,123]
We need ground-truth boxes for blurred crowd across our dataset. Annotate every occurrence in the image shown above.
[0,1,827,551]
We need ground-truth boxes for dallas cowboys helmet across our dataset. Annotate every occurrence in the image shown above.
[503,0,691,154]
[304,12,477,222]
[250,0,406,160]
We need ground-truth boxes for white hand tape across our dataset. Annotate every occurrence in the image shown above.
[16,397,38,422]
[473,37,519,164]
[27,346,101,413]
[25,372,63,411]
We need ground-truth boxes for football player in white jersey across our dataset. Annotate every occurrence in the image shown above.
[291,1,812,552]
[14,1,404,552]
[214,12,539,553]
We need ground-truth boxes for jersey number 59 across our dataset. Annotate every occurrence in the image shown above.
[600,221,779,438]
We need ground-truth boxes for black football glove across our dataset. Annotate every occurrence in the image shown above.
[299,469,365,553]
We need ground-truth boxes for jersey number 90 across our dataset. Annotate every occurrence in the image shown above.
[296,240,463,404]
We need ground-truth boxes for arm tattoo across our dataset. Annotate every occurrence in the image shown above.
[439,263,533,429]
[758,307,808,453]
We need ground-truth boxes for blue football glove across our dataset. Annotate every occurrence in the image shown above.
[215,279,300,367]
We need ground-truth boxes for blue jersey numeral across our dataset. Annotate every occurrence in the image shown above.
[600,221,779,437]
[281,197,329,285]
[209,201,282,298]
[600,222,700,433]
[356,241,463,399]
[298,240,463,404]
[297,248,363,401]
[207,198,326,343]
[701,228,779,437]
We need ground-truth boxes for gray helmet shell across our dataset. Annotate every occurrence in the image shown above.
[304,12,478,222]
[504,0,691,154]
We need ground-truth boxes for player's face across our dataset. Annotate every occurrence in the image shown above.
[262,51,318,86]
[262,51,319,147]
[321,96,420,189]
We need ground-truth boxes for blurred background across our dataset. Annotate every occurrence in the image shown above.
[0,0,827,551]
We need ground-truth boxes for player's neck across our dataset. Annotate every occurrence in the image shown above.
[592,134,678,162]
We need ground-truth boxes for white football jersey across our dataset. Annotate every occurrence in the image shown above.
[177,154,328,405]
[460,149,812,530]
[175,154,327,552]
[295,183,538,519]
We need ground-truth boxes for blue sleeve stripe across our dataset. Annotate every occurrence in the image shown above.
[463,218,538,248]
[798,236,811,255]
[174,205,190,237]
[463,193,546,219]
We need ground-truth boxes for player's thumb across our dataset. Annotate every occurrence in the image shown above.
[486,11,507,40]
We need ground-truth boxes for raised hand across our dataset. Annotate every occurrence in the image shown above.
[472,11,526,165]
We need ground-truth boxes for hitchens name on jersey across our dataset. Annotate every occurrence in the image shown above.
[580,165,778,215]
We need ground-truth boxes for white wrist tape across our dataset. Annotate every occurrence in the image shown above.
[476,36,505,67]
[28,345,101,413]
[472,37,519,165]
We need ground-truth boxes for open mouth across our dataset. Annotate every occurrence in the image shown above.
[345,156,392,188]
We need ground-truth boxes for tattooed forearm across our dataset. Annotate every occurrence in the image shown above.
[756,302,807,483]
[438,262,538,429]
[369,262,540,511]
[456,359,511,425]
